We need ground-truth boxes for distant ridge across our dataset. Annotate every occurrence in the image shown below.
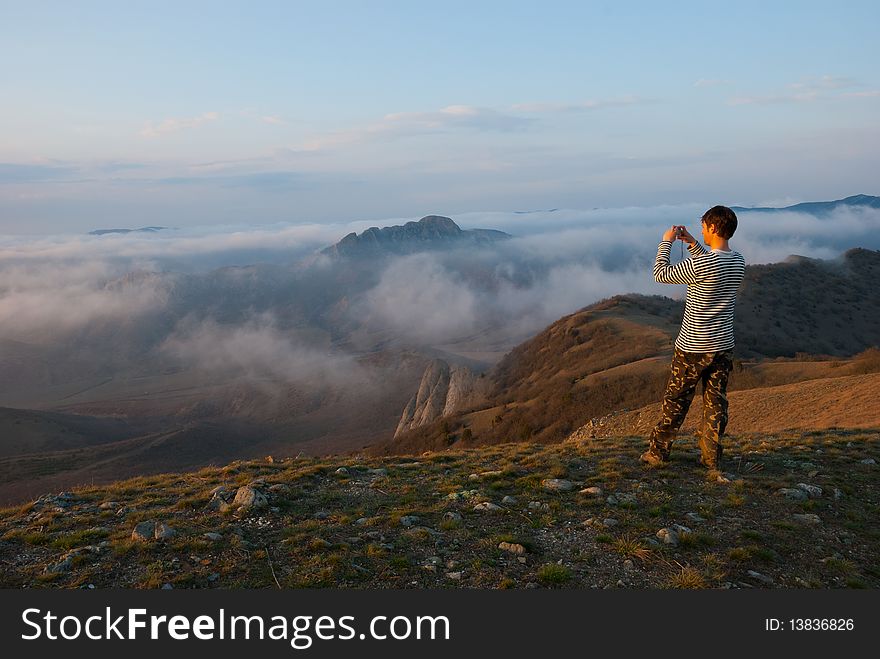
[321,215,511,258]
[89,226,168,235]
[732,194,880,215]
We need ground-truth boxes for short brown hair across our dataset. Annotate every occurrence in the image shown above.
[701,205,737,239]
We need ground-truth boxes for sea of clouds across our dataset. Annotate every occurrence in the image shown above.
[1,203,878,386]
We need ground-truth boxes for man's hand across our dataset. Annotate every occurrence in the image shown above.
[677,226,697,245]
[662,225,681,242]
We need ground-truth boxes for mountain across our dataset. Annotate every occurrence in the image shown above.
[732,194,880,215]
[320,215,511,258]
[88,226,169,235]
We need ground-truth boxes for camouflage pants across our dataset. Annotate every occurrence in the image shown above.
[648,346,734,469]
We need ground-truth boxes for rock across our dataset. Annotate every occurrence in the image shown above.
[335,467,350,476]
[672,524,692,535]
[314,510,330,520]
[542,478,574,492]
[527,501,549,511]
[792,513,822,525]
[207,573,220,582]
[354,517,370,526]
[203,532,223,541]
[232,486,268,511]
[45,555,75,574]
[132,521,156,542]
[685,512,706,523]
[833,488,843,500]
[161,583,174,590]
[368,468,389,477]
[394,359,488,437]
[268,484,289,493]
[777,488,809,501]
[99,501,120,510]
[579,486,603,497]
[623,559,634,571]
[445,489,480,501]
[796,483,823,498]
[603,518,619,528]
[859,458,876,465]
[154,523,176,540]
[473,502,502,512]
[656,528,679,546]
[747,570,775,586]
[607,493,637,506]
[399,515,420,527]
[446,571,463,581]
[501,495,517,505]
[642,536,661,547]
[469,470,503,481]
[499,542,526,555]
[442,511,463,523]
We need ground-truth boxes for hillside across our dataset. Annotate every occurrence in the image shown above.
[381,248,880,454]
[1,427,876,589]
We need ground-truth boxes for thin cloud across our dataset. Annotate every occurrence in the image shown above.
[728,75,863,106]
[301,104,532,151]
[140,111,220,138]
[511,96,648,112]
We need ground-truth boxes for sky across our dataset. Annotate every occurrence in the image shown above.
[1,0,879,234]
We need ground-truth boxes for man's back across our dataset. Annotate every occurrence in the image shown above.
[653,240,746,352]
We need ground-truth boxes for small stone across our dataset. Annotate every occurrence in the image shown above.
[132,521,156,542]
[368,468,388,477]
[672,524,692,535]
[354,517,370,526]
[99,501,120,510]
[207,573,220,582]
[579,486,603,496]
[161,583,174,590]
[154,523,176,540]
[542,478,574,492]
[473,502,502,512]
[777,488,809,501]
[203,532,223,541]
[399,515,420,527]
[314,510,330,520]
[335,467,350,475]
[747,570,775,586]
[233,486,268,511]
[656,528,679,546]
[442,511,463,523]
[623,559,634,571]
[859,458,876,465]
[833,488,843,500]
[603,518,619,528]
[607,493,637,506]
[446,571,463,581]
[501,495,517,505]
[796,483,823,498]
[685,512,706,523]
[792,513,822,525]
[498,542,526,555]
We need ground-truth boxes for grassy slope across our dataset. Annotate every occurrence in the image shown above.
[1,427,877,589]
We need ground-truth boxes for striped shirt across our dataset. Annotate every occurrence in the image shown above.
[653,240,746,352]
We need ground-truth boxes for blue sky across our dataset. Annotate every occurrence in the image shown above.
[1,0,878,233]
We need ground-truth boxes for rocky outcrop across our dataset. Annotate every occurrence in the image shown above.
[394,359,489,437]
[321,215,511,259]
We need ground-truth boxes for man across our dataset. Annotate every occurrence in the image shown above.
[641,205,746,482]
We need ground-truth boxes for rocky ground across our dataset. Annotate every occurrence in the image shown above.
[0,428,877,589]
